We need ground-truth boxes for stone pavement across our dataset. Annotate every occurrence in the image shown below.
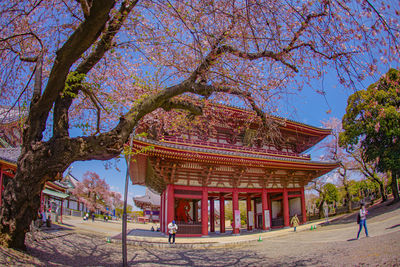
[57,200,400,249]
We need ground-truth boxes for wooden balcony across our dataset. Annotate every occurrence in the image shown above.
[162,136,311,159]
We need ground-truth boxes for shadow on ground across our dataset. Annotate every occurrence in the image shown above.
[126,247,324,267]
[25,233,325,266]
[325,199,400,226]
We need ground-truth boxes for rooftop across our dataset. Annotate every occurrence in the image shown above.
[0,106,26,125]
[133,136,337,165]
[0,147,21,164]
[134,188,160,207]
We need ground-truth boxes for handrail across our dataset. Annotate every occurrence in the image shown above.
[161,136,311,159]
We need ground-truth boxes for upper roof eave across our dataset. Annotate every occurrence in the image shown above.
[212,103,331,136]
[133,137,339,169]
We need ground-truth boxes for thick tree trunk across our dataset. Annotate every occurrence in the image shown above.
[344,186,352,212]
[318,200,325,219]
[391,173,399,201]
[0,170,43,249]
[379,181,387,202]
[0,147,62,250]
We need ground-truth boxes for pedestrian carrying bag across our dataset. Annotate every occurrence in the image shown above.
[357,213,360,224]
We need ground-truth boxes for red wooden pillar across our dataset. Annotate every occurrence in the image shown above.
[193,200,198,222]
[283,188,290,227]
[261,189,269,230]
[232,189,239,234]
[253,198,258,229]
[160,192,164,233]
[0,168,3,208]
[163,191,167,233]
[60,200,63,224]
[246,195,252,231]
[301,188,307,224]
[166,184,174,233]
[219,194,225,233]
[210,198,215,232]
[201,188,208,236]
[40,191,44,212]
[163,191,166,232]
[160,192,165,233]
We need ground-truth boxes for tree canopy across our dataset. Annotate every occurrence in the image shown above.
[0,0,399,249]
[340,68,400,200]
[72,171,122,213]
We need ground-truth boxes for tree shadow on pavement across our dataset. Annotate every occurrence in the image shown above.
[27,233,121,266]
[386,224,400,230]
[127,247,324,267]
[327,200,400,226]
[25,232,326,266]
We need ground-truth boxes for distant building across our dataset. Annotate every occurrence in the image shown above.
[0,147,89,219]
[0,106,24,148]
[133,188,160,223]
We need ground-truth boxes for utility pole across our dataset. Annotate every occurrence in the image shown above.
[122,131,135,267]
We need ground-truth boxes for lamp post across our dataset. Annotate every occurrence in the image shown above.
[122,130,135,267]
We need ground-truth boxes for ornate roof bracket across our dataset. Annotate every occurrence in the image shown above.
[232,166,246,188]
[154,158,168,184]
[169,162,178,184]
[199,165,213,186]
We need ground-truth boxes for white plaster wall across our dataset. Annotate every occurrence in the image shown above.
[271,200,281,219]
[256,203,262,213]
[289,197,301,216]
[68,200,78,210]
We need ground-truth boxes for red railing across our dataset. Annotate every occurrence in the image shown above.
[161,136,311,159]
[175,221,202,235]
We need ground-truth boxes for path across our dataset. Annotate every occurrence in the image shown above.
[0,201,398,266]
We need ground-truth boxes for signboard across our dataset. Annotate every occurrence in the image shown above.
[264,210,270,229]
[248,211,254,227]
[234,210,241,228]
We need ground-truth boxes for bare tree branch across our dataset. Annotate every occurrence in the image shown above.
[79,0,92,18]
[53,0,139,138]
[25,0,115,142]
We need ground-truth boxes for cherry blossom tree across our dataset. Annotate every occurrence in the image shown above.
[72,171,114,214]
[319,117,389,209]
[318,117,358,212]
[0,0,399,249]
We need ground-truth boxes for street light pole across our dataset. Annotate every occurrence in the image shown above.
[122,131,135,267]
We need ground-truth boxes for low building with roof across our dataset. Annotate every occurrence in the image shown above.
[133,188,160,223]
[0,148,89,220]
[0,106,24,148]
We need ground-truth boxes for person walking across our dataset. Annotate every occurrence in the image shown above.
[290,214,300,232]
[168,220,178,244]
[357,203,369,239]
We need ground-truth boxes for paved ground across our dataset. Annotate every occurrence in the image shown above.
[0,200,399,266]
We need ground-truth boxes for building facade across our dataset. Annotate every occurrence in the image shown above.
[128,104,338,236]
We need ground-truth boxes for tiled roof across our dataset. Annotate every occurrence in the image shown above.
[133,188,160,207]
[210,103,331,132]
[0,106,26,125]
[134,136,337,165]
[0,147,20,164]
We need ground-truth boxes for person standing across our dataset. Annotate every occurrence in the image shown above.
[290,214,300,232]
[168,220,178,244]
[357,203,369,239]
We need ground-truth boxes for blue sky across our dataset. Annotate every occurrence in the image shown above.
[65,67,390,210]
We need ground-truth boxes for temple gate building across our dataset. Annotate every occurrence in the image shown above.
[129,104,338,236]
